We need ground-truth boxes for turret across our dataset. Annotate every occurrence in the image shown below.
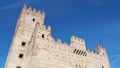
[96,45,108,57]
[70,36,86,50]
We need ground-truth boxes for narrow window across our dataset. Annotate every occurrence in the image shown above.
[42,34,44,38]
[32,18,35,22]
[83,52,85,56]
[16,66,21,68]
[85,52,87,56]
[81,51,83,55]
[19,53,24,58]
[78,50,81,54]
[73,49,76,53]
[21,42,26,46]
[103,53,105,56]
[76,50,79,54]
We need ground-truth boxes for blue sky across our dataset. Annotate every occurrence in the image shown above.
[0,0,120,68]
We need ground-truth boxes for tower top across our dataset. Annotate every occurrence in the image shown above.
[21,4,45,25]
[71,35,85,45]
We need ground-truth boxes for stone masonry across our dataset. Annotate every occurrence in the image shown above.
[5,5,111,68]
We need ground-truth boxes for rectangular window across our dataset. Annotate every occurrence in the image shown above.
[42,34,44,38]
[16,66,21,68]
[19,53,24,58]
[21,42,26,46]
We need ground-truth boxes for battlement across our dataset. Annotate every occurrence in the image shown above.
[47,26,51,33]
[21,4,45,25]
[71,35,85,45]
[86,48,99,54]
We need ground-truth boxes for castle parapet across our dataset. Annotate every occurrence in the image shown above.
[71,35,85,45]
[21,4,45,25]
[47,26,51,33]
[95,45,108,57]
[70,36,86,50]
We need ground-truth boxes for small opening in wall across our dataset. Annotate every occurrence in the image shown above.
[76,50,79,54]
[16,66,21,68]
[73,49,76,53]
[21,42,26,46]
[83,52,85,56]
[78,50,81,54]
[19,53,24,58]
[103,53,105,56]
[27,13,29,15]
[32,18,35,22]
[37,22,39,24]
[85,52,87,56]
[81,51,83,55]
[42,34,44,38]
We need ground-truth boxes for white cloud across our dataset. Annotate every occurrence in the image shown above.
[0,1,25,10]
[110,54,120,66]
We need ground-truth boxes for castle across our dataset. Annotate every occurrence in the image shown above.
[5,5,110,68]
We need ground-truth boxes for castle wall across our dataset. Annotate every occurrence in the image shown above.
[30,35,110,68]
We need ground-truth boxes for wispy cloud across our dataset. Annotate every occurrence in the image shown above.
[111,58,120,64]
[0,0,38,10]
[110,55,120,64]
[0,1,25,10]
[110,55,120,58]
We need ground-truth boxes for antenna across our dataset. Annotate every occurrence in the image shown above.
[99,40,104,46]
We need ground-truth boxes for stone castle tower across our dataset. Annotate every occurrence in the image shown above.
[5,5,110,68]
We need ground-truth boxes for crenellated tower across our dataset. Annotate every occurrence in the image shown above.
[96,45,108,57]
[70,36,86,50]
[5,5,45,68]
